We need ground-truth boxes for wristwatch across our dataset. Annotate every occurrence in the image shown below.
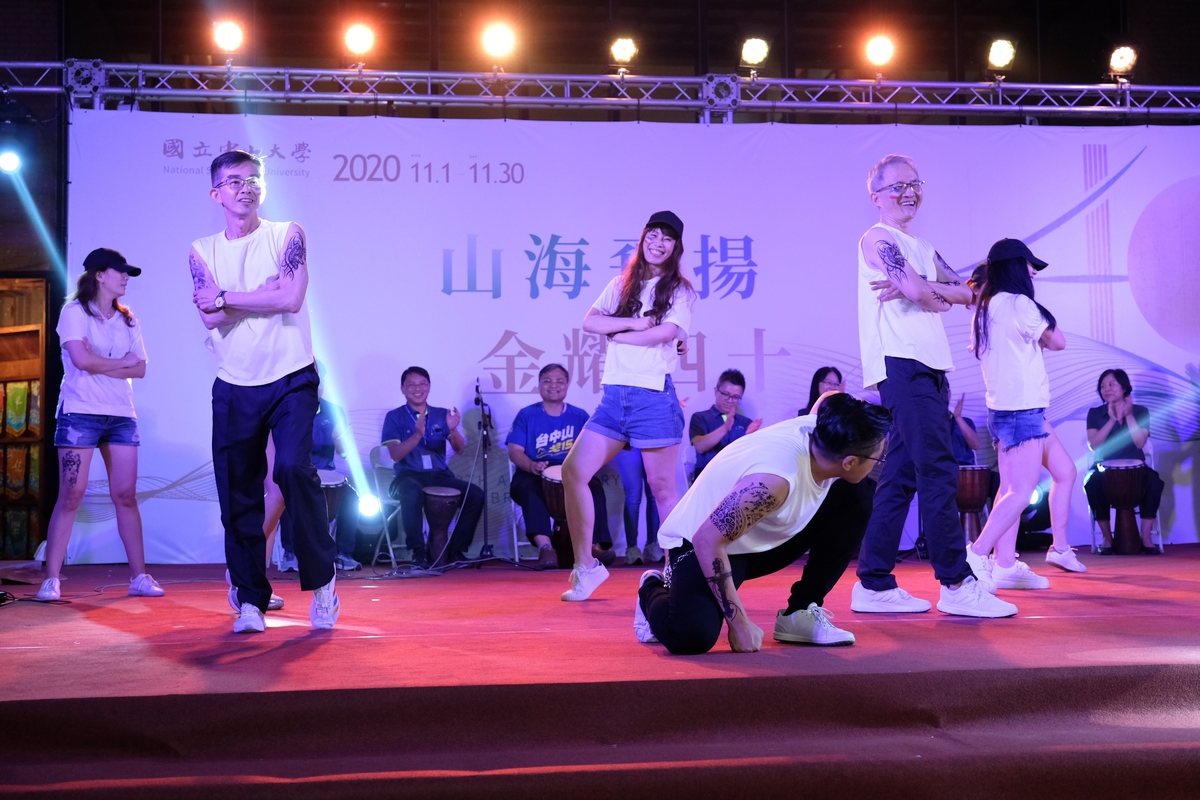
[214,290,227,309]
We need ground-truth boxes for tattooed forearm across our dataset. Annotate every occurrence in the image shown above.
[935,252,963,285]
[189,253,207,290]
[62,450,82,490]
[281,235,306,280]
[706,558,739,621]
[877,241,909,283]
[930,289,950,308]
[709,482,780,541]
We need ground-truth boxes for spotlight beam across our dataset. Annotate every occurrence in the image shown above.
[4,170,67,281]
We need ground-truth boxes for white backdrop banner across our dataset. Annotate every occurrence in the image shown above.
[63,108,1200,563]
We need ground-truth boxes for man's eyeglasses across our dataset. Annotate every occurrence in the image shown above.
[403,382,430,390]
[540,378,568,387]
[214,176,264,192]
[880,180,925,195]
[856,453,887,464]
[716,389,743,402]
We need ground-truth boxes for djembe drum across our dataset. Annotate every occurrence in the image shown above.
[422,486,462,568]
[541,465,574,569]
[317,470,348,540]
[1100,458,1147,555]
[956,465,992,542]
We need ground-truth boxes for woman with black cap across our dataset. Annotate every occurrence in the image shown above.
[559,211,695,601]
[964,238,1083,604]
[36,248,163,602]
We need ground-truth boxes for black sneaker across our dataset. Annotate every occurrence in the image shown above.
[411,549,430,570]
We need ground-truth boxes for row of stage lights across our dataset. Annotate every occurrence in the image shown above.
[211,19,1142,80]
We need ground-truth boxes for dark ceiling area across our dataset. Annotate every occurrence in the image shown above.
[59,0,1200,86]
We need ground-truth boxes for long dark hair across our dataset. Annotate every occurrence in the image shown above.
[72,270,135,327]
[801,367,843,416]
[614,224,694,323]
[971,256,1056,357]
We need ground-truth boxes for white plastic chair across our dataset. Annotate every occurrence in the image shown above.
[1088,438,1163,553]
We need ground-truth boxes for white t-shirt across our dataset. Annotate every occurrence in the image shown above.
[191,219,314,387]
[974,292,1051,411]
[590,274,692,391]
[857,223,955,390]
[56,300,148,418]
[657,415,834,555]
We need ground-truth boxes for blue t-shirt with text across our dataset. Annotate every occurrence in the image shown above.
[506,402,589,465]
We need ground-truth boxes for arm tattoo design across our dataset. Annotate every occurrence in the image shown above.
[934,251,963,285]
[709,482,781,541]
[189,253,207,290]
[281,235,306,280]
[62,450,82,490]
[876,241,909,284]
[930,289,951,308]
[707,559,739,621]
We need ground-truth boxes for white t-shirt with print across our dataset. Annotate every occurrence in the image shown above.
[657,415,834,555]
[56,299,148,418]
[589,274,692,391]
[975,292,1051,411]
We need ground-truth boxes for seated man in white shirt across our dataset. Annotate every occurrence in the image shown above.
[635,393,890,654]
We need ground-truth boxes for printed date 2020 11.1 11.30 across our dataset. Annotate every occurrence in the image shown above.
[331,155,526,184]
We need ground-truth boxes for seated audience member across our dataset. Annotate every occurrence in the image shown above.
[799,367,844,416]
[507,364,613,569]
[1085,368,1164,554]
[690,369,762,482]
[382,367,484,568]
[615,447,662,565]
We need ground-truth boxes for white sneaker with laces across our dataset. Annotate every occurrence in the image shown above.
[937,576,1018,617]
[625,546,644,566]
[633,570,662,643]
[36,577,61,602]
[334,553,362,571]
[992,560,1050,590]
[774,603,855,646]
[561,559,609,602]
[310,575,340,630]
[850,581,932,613]
[226,569,284,612]
[965,547,996,594]
[128,573,165,597]
[233,603,266,634]
[1045,547,1087,573]
[643,542,664,563]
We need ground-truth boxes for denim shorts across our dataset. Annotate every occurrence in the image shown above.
[585,375,685,449]
[54,413,140,448]
[987,408,1048,452]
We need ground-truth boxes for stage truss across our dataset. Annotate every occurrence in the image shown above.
[4,60,1200,122]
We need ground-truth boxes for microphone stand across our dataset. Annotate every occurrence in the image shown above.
[475,379,495,559]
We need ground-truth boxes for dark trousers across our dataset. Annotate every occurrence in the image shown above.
[509,469,611,546]
[389,468,484,558]
[857,357,972,591]
[639,477,876,656]
[213,364,333,611]
[281,482,360,557]
[1084,465,1164,520]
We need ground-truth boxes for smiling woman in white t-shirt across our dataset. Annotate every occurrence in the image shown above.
[559,211,695,601]
[965,239,1082,601]
[36,248,163,603]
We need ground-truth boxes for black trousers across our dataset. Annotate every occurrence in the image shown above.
[213,364,334,611]
[638,477,875,656]
[281,481,360,557]
[1083,465,1165,520]
[389,468,484,558]
[509,469,611,545]
[857,357,972,591]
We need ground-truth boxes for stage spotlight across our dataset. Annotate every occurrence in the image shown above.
[988,39,1016,71]
[741,38,769,67]
[213,21,244,53]
[345,24,375,56]
[1109,45,1138,76]
[610,37,637,65]
[1030,488,1042,506]
[482,23,516,60]
[0,151,20,174]
[359,493,382,517]
[866,35,895,69]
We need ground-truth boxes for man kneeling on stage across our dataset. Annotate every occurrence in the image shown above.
[635,393,890,654]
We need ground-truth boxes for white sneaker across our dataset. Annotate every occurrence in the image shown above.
[128,573,165,597]
[561,559,609,601]
[937,576,1018,617]
[850,581,932,613]
[965,547,996,594]
[643,542,665,563]
[992,560,1050,590]
[625,546,644,566]
[1045,547,1087,573]
[334,553,362,571]
[36,577,61,602]
[226,569,283,612]
[633,570,662,643]
[233,603,266,633]
[310,575,340,630]
[774,603,855,646]
[279,551,299,572]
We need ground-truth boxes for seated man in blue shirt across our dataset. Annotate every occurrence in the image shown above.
[507,363,612,569]
[689,369,762,483]
[381,366,485,568]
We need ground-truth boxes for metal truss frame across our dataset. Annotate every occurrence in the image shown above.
[4,60,1200,122]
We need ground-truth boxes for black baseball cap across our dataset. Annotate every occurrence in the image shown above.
[645,210,684,238]
[987,238,1048,271]
[83,247,142,277]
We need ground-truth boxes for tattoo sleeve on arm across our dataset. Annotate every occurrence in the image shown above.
[62,450,81,490]
[281,235,306,280]
[709,481,781,541]
[877,241,909,284]
[930,289,950,308]
[189,253,207,290]
[934,252,963,285]
[706,559,739,621]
